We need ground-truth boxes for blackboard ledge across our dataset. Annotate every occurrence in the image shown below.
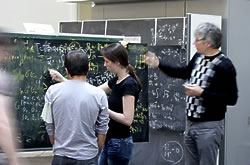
[0,149,53,158]
[7,31,124,42]
[0,150,53,164]
[13,150,52,158]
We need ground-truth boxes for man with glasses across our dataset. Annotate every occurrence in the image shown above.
[145,22,238,165]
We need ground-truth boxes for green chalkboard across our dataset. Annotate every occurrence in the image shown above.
[4,33,148,150]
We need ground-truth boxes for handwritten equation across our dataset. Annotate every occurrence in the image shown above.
[127,44,149,142]
[156,18,185,46]
[148,45,186,131]
[5,38,149,147]
[161,141,184,164]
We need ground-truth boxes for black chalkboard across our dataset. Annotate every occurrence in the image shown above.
[57,18,187,164]
[61,18,185,47]
[59,22,82,34]
[148,45,186,131]
[129,45,187,165]
[4,33,148,150]
[106,19,155,46]
[131,128,185,165]
[156,18,185,45]
[82,21,106,35]
[127,43,148,142]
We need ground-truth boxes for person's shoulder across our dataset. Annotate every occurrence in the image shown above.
[108,76,118,88]
[127,76,137,82]
[109,76,118,83]
[47,82,65,93]
[190,52,203,62]
[123,76,138,86]
[86,83,106,95]
[217,53,237,73]
[49,82,64,88]
[193,52,202,57]
[219,53,235,66]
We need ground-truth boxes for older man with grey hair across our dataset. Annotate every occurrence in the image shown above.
[145,22,238,165]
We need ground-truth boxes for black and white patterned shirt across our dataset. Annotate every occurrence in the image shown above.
[158,52,238,122]
[186,54,225,118]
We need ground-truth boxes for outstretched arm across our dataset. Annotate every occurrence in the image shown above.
[144,51,160,68]
[48,69,67,82]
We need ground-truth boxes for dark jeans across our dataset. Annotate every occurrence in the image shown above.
[52,155,98,165]
[98,136,134,165]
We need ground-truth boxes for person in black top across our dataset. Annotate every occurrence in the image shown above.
[49,43,142,165]
[145,22,238,165]
[98,43,142,165]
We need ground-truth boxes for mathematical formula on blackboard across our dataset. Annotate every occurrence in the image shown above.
[5,36,149,149]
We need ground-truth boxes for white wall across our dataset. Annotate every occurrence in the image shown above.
[225,0,250,164]
[91,1,185,19]
[0,0,77,32]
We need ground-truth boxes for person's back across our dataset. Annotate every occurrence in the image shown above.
[46,80,108,159]
[42,50,109,165]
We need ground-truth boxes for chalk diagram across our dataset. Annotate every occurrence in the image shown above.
[161,141,183,164]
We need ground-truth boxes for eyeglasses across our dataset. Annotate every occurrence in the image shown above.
[194,38,204,42]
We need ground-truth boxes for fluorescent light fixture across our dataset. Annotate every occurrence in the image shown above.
[56,0,89,2]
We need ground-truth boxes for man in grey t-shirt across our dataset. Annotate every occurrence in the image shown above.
[41,50,109,165]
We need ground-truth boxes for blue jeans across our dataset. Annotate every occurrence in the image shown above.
[184,120,224,165]
[98,136,134,165]
[52,155,98,165]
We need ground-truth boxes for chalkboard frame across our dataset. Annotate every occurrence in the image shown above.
[7,32,122,43]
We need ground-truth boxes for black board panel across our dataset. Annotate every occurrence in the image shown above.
[82,21,106,35]
[4,34,148,150]
[148,45,187,131]
[156,18,184,45]
[59,22,82,34]
[106,19,155,46]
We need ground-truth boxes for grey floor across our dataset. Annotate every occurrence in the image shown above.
[25,157,53,165]
[0,156,52,165]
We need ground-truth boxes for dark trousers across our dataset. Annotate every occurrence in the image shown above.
[184,120,224,165]
[52,155,98,165]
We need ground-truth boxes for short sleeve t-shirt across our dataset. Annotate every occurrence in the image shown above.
[107,76,140,139]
